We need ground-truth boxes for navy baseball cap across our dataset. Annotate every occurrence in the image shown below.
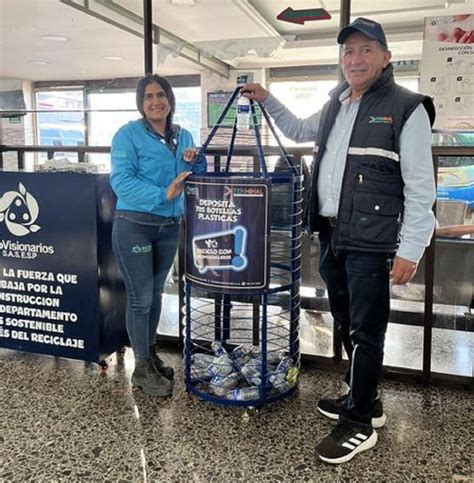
[337,17,388,48]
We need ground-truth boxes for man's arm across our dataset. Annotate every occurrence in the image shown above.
[391,103,436,285]
[241,83,321,143]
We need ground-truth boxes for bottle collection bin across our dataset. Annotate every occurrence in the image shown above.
[183,87,303,406]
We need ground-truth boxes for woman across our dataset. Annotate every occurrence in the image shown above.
[110,74,206,396]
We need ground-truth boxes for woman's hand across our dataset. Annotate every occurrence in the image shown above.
[183,148,200,163]
[166,171,192,200]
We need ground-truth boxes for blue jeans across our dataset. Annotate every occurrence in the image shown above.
[319,228,392,427]
[112,216,180,361]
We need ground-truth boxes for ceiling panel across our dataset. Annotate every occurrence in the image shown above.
[0,0,202,81]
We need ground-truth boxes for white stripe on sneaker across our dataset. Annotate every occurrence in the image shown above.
[349,437,362,445]
[342,442,356,450]
[356,433,368,441]
[319,431,378,465]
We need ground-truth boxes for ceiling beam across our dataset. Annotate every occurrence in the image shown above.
[59,0,231,78]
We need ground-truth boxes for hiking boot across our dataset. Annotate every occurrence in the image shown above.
[131,359,172,397]
[317,396,387,429]
[316,421,377,464]
[150,344,174,380]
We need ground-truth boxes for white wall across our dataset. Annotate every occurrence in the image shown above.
[200,68,266,146]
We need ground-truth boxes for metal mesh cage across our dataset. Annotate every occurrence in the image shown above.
[183,87,303,406]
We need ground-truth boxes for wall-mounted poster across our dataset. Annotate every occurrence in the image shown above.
[420,14,474,131]
[185,176,270,293]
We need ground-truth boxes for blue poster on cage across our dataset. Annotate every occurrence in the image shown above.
[185,176,270,293]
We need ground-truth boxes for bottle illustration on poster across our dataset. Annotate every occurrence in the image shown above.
[192,225,248,274]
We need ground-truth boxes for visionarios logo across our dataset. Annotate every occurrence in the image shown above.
[0,183,41,237]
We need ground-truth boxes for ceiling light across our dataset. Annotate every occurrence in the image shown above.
[102,56,123,61]
[169,0,195,6]
[42,35,69,42]
[28,60,50,65]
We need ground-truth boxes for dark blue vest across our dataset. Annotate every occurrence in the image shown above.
[308,64,435,253]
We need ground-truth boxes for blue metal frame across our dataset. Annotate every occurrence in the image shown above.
[184,86,302,407]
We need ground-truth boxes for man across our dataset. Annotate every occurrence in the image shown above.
[242,17,436,464]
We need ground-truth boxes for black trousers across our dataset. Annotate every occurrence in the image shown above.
[319,228,392,427]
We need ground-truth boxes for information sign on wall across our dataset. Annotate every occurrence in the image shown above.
[420,14,474,131]
[185,176,270,293]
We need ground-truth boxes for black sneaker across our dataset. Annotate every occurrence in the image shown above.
[317,395,348,420]
[317,396,387,429]
[316,421,377,464]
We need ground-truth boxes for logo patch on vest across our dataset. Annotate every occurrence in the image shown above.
[369,115,393,124]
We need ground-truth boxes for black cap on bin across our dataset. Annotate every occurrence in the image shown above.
[337,17,388,48]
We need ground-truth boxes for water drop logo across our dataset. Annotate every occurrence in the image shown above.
[0,183,41,236]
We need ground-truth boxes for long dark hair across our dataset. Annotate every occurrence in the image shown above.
[136,74,176,132]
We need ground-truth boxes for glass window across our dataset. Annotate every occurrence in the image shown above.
[431,146,473,377]
[395,77,419,93]
[88,90,138,166]
[268,77,419,148]
[88,86,201,149]
[89,90,137,146]
[268,80,338,147]
[35,90,85,160]
[174,86,201,144]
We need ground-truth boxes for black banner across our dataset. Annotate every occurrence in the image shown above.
[185,176,270,293]
[0,172,99,361]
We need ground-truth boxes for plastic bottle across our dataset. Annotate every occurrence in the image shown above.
[231,344,252,360]
[211,341,227,356]
[191,353,216,367]
[209,371,240,397]
[227,386,260,401]
[240,357,262,386]
[230,344,252,371]
[209,354,233,377]
[190,352,216,380]
[269,356,293,385]
[249,347,282,365]
[274,356,293,375]
[236,95,251,130]
[190,365,210,380]
[269,357,298,392]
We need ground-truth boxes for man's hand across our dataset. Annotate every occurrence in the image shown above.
[166,171,192,200]
[240,83,269,103]
[390,256,418,285]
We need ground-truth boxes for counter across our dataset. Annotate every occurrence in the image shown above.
[0,171,127,363]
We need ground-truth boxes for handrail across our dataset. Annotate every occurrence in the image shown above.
[1,144,473,171]
[1,144,473,155]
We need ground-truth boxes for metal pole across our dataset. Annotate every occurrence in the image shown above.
[422,155,438,385]
[333,0,351,362]
[338,0,351,83]
[178,224,185,350]
[143,0,153,75]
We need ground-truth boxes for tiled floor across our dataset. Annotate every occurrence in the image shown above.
[1,346,472,482]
